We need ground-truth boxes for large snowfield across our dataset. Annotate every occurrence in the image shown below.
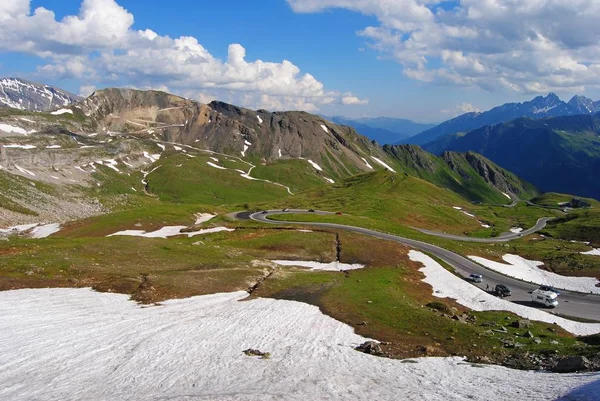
[468,254,600,295]
[0,287,598,401]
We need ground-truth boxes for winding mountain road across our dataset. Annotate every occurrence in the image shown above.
[237,210,600,322]
[416,217,554,243]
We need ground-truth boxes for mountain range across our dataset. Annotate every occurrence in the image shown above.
[424,113,600,199]
[325,115,435,145]
[407,93,600,146]
[0,78,81,112]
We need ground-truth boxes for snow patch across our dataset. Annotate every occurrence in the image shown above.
[370,156,396,173]
[278,148,282,158]
[453,206,463,210]
[307,159,323,172]
[320,124,329,133]
[324,177,335,184]
[468,254,600,295]
[50,108,73,115]
[143,152,161,163]
[173,145,182,151]
[157,143,166,151]
[502,192,511,200]
[273,260,365,271]
[0,123,29,135]
[14,165,35,177]
[108,225,234,238]
[195,213,216,225]
[256,115,263,124]
[509,227,523,234]
[462,211,475,218]
[207,162,227,170]
[30,223,61,239]
[361,157,373,169]
[581,249,600,256]
[3,144,36,149]
[0,287,596,401]
[45,145,61,149]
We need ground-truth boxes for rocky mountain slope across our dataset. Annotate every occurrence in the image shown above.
[407,93,600,146]
[424,114,600,199]
[0,78,81,112]
[383,145,536,203]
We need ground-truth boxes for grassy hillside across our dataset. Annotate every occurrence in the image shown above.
[424,115,600,200]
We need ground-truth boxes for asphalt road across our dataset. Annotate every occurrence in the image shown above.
[416,217,554,243]
[238,209,600,323]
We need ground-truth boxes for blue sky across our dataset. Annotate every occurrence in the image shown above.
[1,0,600,122]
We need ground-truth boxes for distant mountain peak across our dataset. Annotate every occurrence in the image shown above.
[0,77,81,112]
[405,92,597,146]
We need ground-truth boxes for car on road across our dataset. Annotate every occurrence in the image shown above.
[308,209,315,212]
[495,284,511,297]
[335,211,343,215]
[282,208,288,212]
[539,285,560,296]
[468,273,483,283]
[261,210,268,214]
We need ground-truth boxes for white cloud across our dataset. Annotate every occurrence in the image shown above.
[342,95,369,105]
[288,0,600,94]
[0,0,364,112]
[441,102,480,116]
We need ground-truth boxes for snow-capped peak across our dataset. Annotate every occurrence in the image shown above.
[0,78,81,112]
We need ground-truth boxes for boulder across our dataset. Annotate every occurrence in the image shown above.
[552,356,590,373]
[512,319,531,329]
[356,341,383,356]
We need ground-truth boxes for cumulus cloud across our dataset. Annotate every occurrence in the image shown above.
[342,95,369,105]
[441,103,480,116]
[0,0,364,111]
[288,0,600,94]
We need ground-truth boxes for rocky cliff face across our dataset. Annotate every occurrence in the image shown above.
[80,88,384,178]
[0,78,81,111]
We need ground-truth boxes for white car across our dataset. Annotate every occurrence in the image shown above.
[469,273,483,283]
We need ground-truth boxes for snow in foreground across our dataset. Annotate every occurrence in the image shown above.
[468,254,600,295]
[272,260,365,271]
[0,288,597,401]
[410,251,600,336]
[107,225,234,238]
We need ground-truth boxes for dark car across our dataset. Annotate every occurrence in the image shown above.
[539,285,560,296]
[495,284,511,297]
[261,210,268,214]
[308,209,315,212]
[335,211,343,215]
